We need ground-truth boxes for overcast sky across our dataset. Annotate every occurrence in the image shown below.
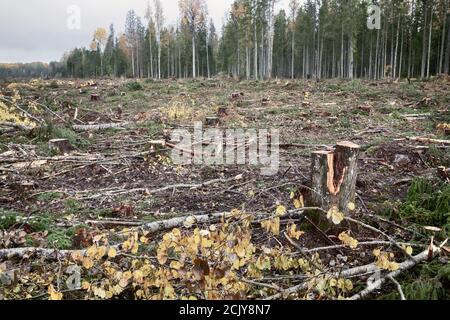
[0,0,290,63]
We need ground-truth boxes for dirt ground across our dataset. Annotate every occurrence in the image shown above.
[1,77,449,220]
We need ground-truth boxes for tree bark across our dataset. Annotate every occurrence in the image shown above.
[310,141,360,216]
[439,2,447,73]
[427,5,433,78]
[192,35,196,78]
[445,14,450,74]
[421,3,428,78]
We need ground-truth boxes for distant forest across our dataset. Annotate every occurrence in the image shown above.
[1,0,449,80]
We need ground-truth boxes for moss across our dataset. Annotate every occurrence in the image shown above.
[32,123,89,150]
[0,210,21,230]
[46,230,73,250]
[380,262,450,300]
[64,198,82,213]
[37,192,63,203]
[398,178,450,233]
[28,214,55,232]
[137,121,165,137]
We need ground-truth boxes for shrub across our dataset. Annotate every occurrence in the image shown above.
[126,81,143,91]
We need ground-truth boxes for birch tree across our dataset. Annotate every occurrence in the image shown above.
[179,0,207,78]
[154,0,165,79]
[145,1,155,78]
[289,0,300,79]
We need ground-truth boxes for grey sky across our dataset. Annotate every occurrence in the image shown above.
[0,0,290,63]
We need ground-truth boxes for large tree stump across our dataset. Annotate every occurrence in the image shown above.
[310,141,360,220]
[205,116,220,126]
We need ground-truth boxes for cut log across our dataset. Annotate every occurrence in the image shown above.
[310,141,361,218]
[48,139,74,154]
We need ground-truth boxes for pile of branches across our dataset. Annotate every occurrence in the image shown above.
[0,207,447,300]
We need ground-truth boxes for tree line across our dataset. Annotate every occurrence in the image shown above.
[2,0,449,80]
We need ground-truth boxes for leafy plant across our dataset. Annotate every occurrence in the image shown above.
[126,81,143,91]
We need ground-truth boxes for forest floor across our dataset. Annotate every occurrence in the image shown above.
[0,77,449,300]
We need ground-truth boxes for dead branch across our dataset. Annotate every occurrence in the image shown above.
[388,276,406,300]
[349,245,441,300]
[266,245,440,300]
[406,137,450,145]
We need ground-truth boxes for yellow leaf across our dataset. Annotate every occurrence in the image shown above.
[133,270,144,283]
[255,256,271,271]
[404,246,413,255]
[48,285,63,300]
[108,247,117,258]
[276,205,287,216]
[338,232,358,249]
[93,286,107,299]
[140,236,149,244]
[345,279,353,291]
[81,281,91,290]
[183,216,196,229]
[261,217,280,236]
[86,246,97,259]
[170,261,183,270]
[389,262,400,271]
[82,257,94,269]
[327,206,344,225]
[347,202,356,211]
[131,242,139,254]
[288,224,304,240]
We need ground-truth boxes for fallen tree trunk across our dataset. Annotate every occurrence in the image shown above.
[0,121,34,133]
[406,137,450,145]
[0,212,234,260]
[72,122,132,132]
[0,209,305,261]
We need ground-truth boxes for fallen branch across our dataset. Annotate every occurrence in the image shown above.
[266,245,440,300]
[349,245,441,300]
[406,137,450,145]
[0,121,34,132]
[0,212,234,260]
[81,174,244,200]
[388,276,406,300]
[304,241,424,254]
[345,216,415,261]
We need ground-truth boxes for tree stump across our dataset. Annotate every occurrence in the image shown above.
[217,107,228,118]
[310,141,360,221]
[48,139,74,154]
[205,116,220,126]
